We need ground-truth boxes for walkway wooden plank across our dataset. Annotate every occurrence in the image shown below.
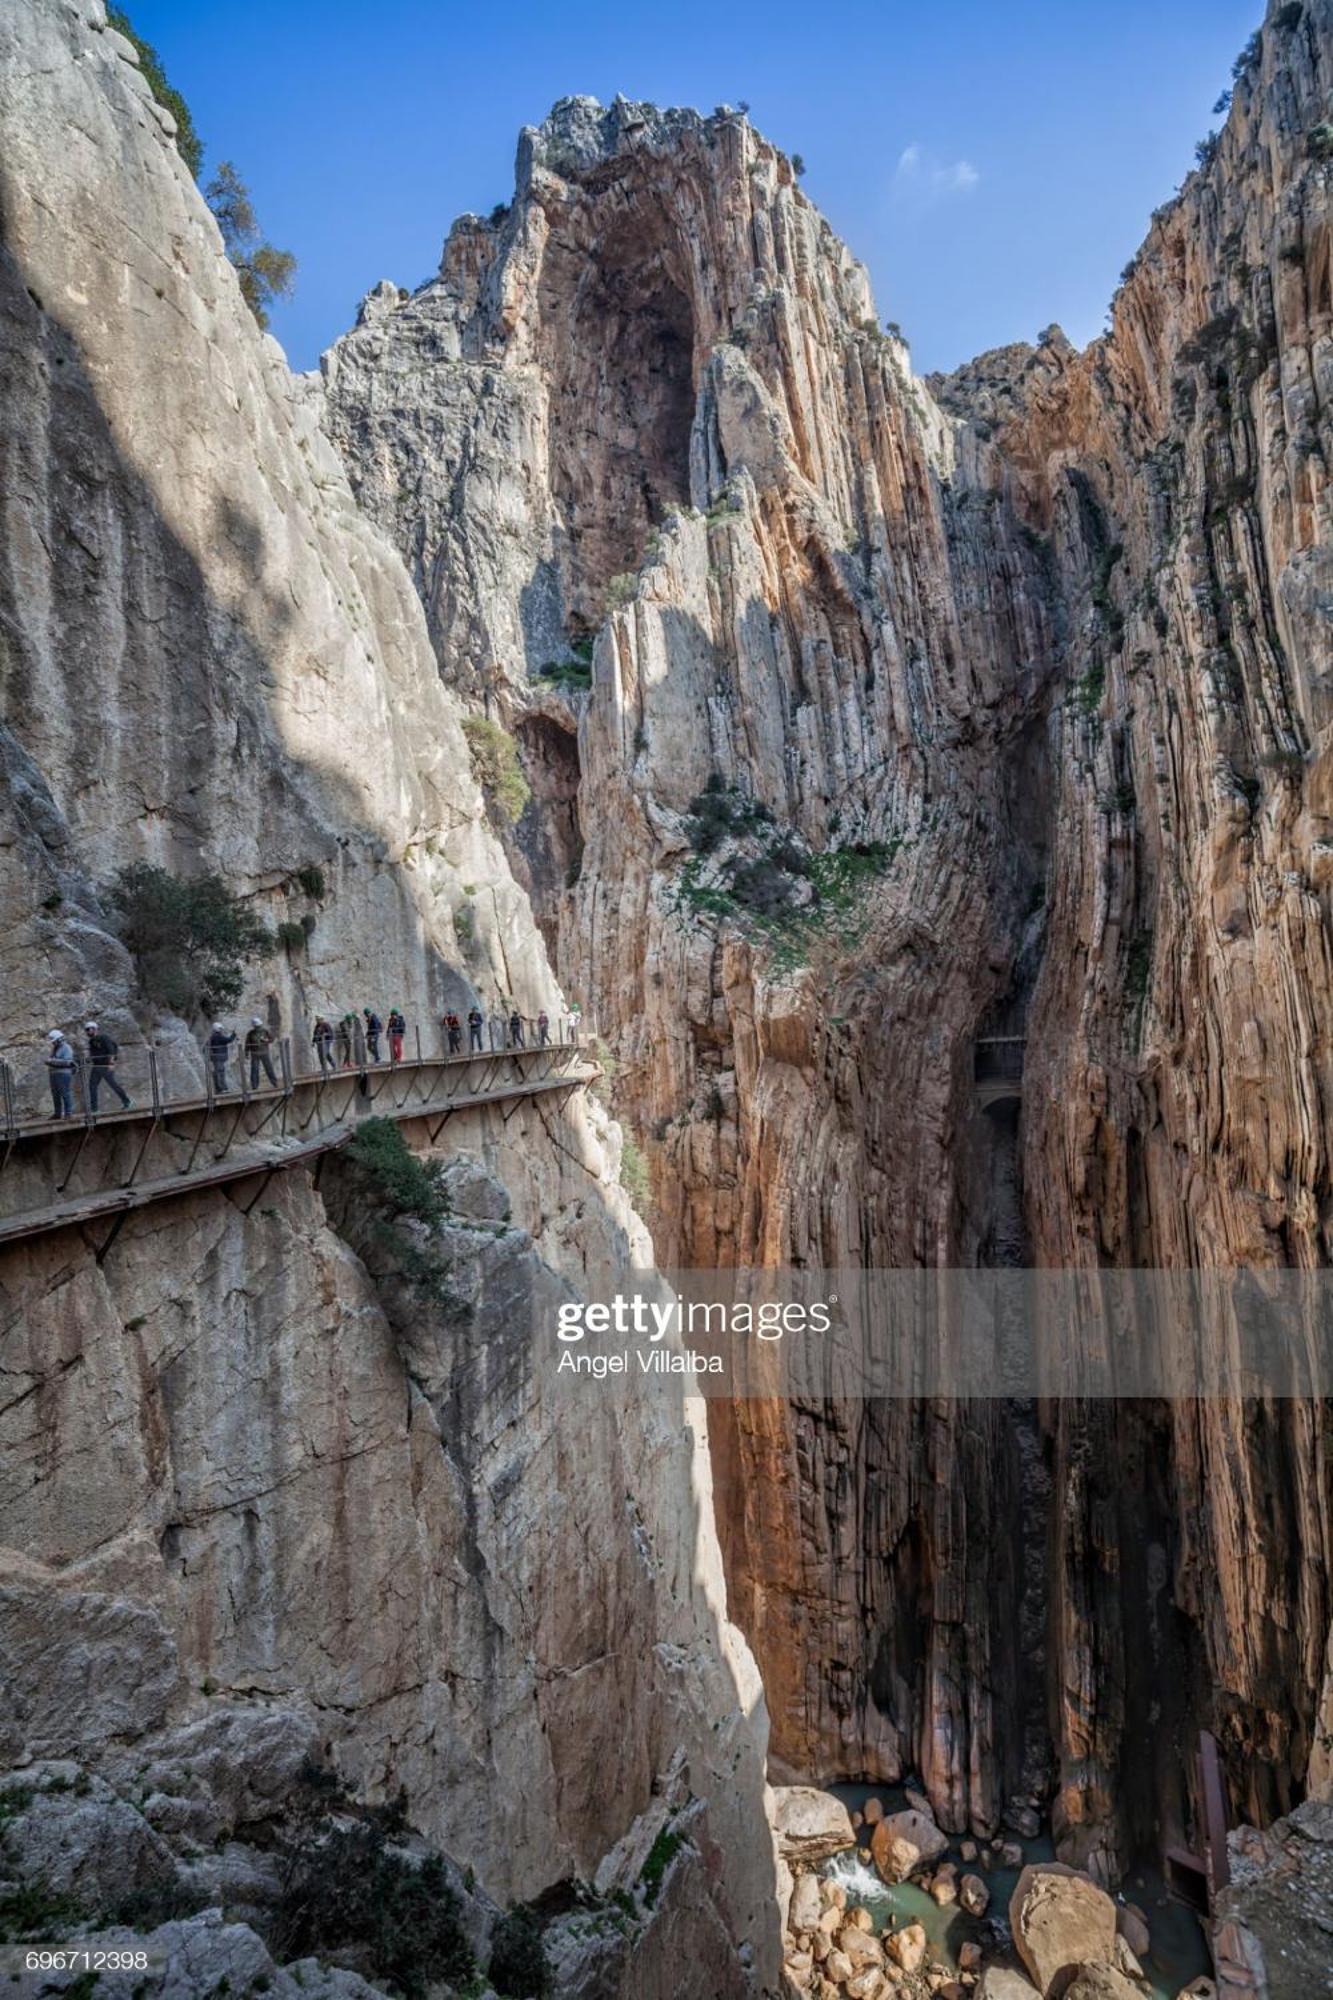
[0,1065,596,1251]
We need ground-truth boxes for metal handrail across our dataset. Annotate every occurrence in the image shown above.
[0,1026,593,1144]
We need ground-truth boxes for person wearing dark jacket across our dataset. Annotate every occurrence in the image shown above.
[208,1022,237,1094]
[509,1010,525,1049]
[467,1006,484,1053]
[537,1010,550,1046]
[387,1009,406,1062]
[444,1011,462,1055]
[336,1015,354,1068]
[83,1021,131,1111]
[363,1009,382,1062]
[245,1017,278,1089]
[313,1017,335,1075]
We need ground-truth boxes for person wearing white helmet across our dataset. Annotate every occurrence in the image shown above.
[44,1028,76,1119]
[207,1020,237,1095]
[84,1020,131,1112]
[244,1014,278,1090]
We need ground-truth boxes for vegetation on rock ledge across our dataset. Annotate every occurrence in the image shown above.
[463,713,531,823]
[107,861,274,1018]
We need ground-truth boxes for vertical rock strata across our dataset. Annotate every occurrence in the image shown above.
[0,4,775,1992]
[321,2,1333,1877]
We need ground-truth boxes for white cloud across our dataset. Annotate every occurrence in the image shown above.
[893,141,979,202]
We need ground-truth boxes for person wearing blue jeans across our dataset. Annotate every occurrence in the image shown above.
[45,1029,76,1118]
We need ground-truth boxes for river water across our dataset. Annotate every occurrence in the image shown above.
[818,1783,1211,1998]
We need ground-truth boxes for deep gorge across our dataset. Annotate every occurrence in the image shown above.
[2,0,1332,1994]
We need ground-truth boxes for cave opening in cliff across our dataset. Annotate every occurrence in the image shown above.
[542,206,696,623]
[512,709,583,946]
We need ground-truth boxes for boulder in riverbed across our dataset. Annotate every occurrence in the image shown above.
[1062,1966,1143,2000]
[960,1871,990,1915]
[976,1969,1042,1998]
[871,1807,949,1883]
[790,1870,823,1933]
[1114,1902,1150,1959]
[1009,1863,1117,1996]
[772,1786,856,1863]
[883,1921,927,1973]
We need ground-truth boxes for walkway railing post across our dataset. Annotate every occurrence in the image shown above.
[0,1062,16,1177]
[148,1049,162,1121]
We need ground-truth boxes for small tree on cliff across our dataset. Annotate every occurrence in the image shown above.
[107,862,274,1019]
[107,7,203,178]
[205,162,297,330]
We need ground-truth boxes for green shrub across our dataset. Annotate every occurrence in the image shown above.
[489,1904,551,1999]
[107,1876,209,1929]
[107,8,203,177]
[295,864,327,900]
[685,777,774,855]
[790,153,806,178]
[455,900,475,942]
[205,162,296,330]
[107,862,273,1018]
[1232,29,1262,79]
[604,572,638,612]
[1309,123,1333,160]
[276,919,308,951]
[1073,660,1106,716]
[1194,131,1220,171]
[462,715,531,823]
[639,1824,686,1907]
[347,1118,447,1223]
[272,1823,474,2000]
[0,1880,85,1943]
[619,1136,651,1206]
[536,660,592,691]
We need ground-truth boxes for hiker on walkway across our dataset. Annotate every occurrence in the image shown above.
[336,1015,354,1068]
[488,1008,505,1051]
[246,1017,278,1090]
[444,1010,462,1056]
[313,1017,335,1076]
[208,1022,237,1094]
[363,1008,382,1062]
[387,1008,406,1063]
[84,1021,132,1112]
[509,1010,525,1049]
[467,1006,484,1053]
[537,1010,550,1047]
[45,1029,76,1120]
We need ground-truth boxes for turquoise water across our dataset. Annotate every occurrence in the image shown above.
[819,1783,1210,2000]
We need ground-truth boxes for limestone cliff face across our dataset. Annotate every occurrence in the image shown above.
[0,6,777,1993]
[321,2,1333,1888]
[936,0,1333,1866]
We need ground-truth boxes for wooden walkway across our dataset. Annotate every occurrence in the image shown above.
[0,1043,597,1253]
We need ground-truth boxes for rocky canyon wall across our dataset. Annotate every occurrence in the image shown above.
[0,5,778,1993]
[320,0,1333,1889]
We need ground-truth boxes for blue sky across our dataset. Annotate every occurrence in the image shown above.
[131,0,1262,376]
